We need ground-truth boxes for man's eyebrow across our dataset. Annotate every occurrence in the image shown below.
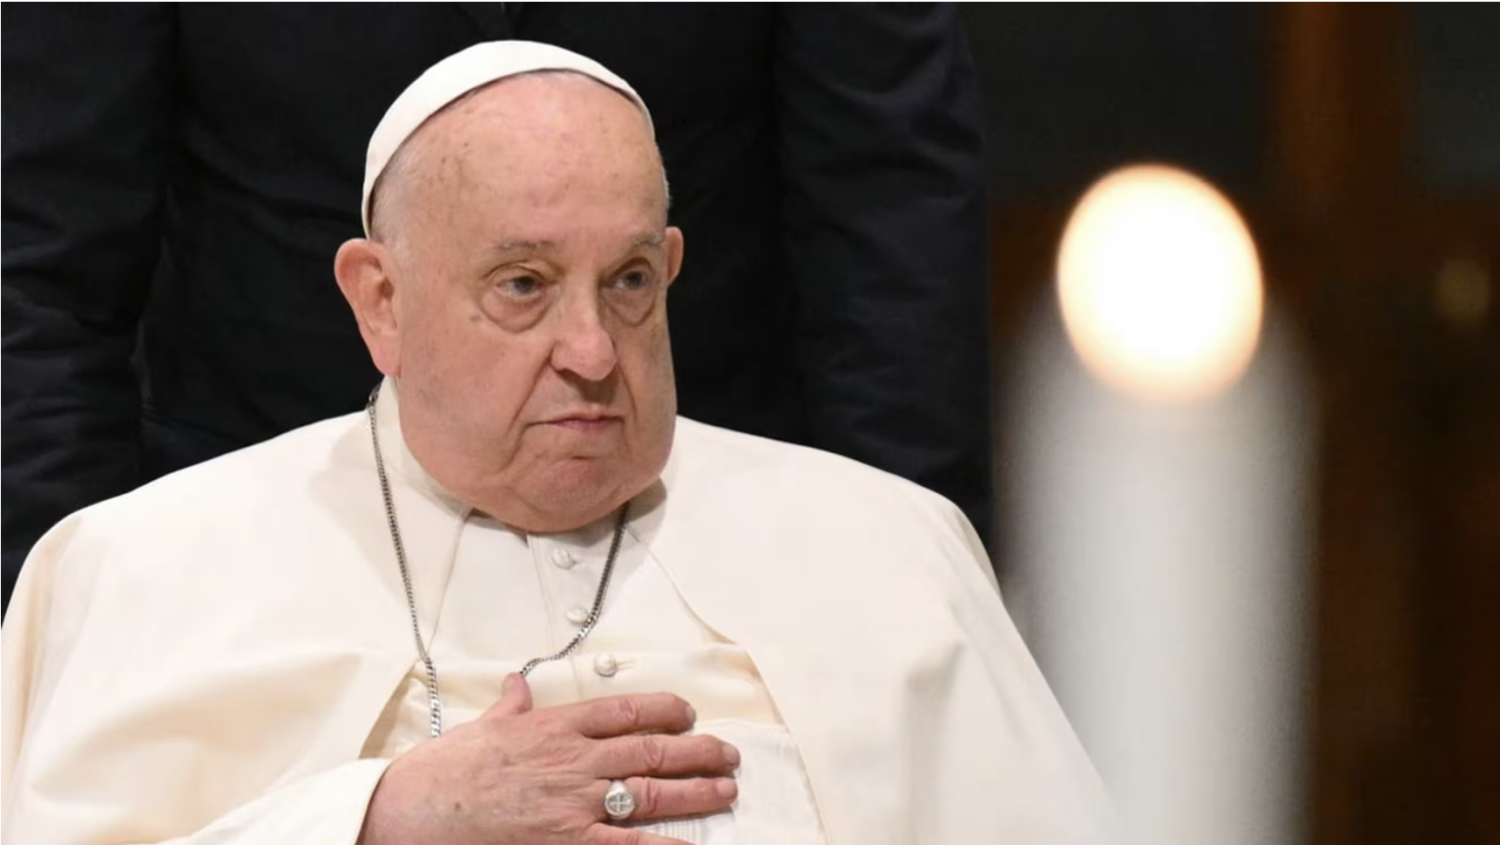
[485,234,664,257]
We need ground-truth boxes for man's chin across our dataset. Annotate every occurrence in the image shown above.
[506,463,639,533]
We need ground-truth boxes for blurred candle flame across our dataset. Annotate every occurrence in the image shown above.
[1057,164,1264,399]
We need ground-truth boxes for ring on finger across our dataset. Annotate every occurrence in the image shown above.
[604,779,637,821]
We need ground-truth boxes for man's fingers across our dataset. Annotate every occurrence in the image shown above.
[624,775,739,820]
[592,733,740,779]
[565,692,696,738]
[482,673,533,720]
[590,776,738,823]
[584,824,692,845]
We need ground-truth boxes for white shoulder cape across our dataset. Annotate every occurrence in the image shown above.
[3,412,1111,844]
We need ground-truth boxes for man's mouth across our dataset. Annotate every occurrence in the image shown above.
[545,413,622,431]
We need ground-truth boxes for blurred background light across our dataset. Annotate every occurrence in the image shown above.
[1057,164,1264,399]
[1008,162,1311,845]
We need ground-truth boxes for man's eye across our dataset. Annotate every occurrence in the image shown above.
[500,275,542,297]
[614,271,651,292]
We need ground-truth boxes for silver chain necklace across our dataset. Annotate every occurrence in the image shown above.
[366,384,630,738]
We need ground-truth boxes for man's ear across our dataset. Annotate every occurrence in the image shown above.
[333,238,403,376]
[664,226,685,289]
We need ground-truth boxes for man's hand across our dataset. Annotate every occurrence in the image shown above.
[358,674,741,845]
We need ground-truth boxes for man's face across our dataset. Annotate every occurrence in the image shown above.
[377,74,682,532]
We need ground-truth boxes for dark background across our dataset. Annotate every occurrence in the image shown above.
[960,5,1498,844]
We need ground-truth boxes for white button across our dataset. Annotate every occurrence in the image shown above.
[551,547,577,569]
[566,606,590,626]
[593,653,619,677]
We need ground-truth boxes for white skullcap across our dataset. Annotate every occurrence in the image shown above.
[361,40,652,236]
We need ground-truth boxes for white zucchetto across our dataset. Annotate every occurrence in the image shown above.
[360,40,652,235]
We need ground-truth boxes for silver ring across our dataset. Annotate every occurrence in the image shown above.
[604,779,637,821]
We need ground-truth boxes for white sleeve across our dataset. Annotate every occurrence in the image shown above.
[5,754,389,845]
[3,516,392,845]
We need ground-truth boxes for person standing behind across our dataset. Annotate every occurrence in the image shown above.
[1,4,992,611]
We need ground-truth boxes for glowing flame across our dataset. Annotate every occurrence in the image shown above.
[1057,165,1264,399]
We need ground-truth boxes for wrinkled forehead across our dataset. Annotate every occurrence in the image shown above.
[361,40,654,235]
[406,70,654,163]
[371,73,668,252]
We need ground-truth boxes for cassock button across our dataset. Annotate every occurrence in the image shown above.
[566,606,590,626]
[593,653,619,678]
[551,547,577,570]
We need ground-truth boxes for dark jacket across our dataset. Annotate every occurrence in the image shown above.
[2,3,992,610]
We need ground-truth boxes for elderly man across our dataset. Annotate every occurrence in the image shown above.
[2,43,1107,845]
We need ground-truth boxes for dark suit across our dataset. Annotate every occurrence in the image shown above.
[2,3,992,610]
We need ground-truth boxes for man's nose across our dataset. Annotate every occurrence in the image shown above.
[550,292,618,382]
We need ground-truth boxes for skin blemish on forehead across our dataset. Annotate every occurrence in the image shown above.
[624,232,667,256]
[486,238,559,257]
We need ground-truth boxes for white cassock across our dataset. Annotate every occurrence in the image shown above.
[3,379,1111,845]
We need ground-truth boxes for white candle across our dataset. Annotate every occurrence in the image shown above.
[1004,166,1314,845]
